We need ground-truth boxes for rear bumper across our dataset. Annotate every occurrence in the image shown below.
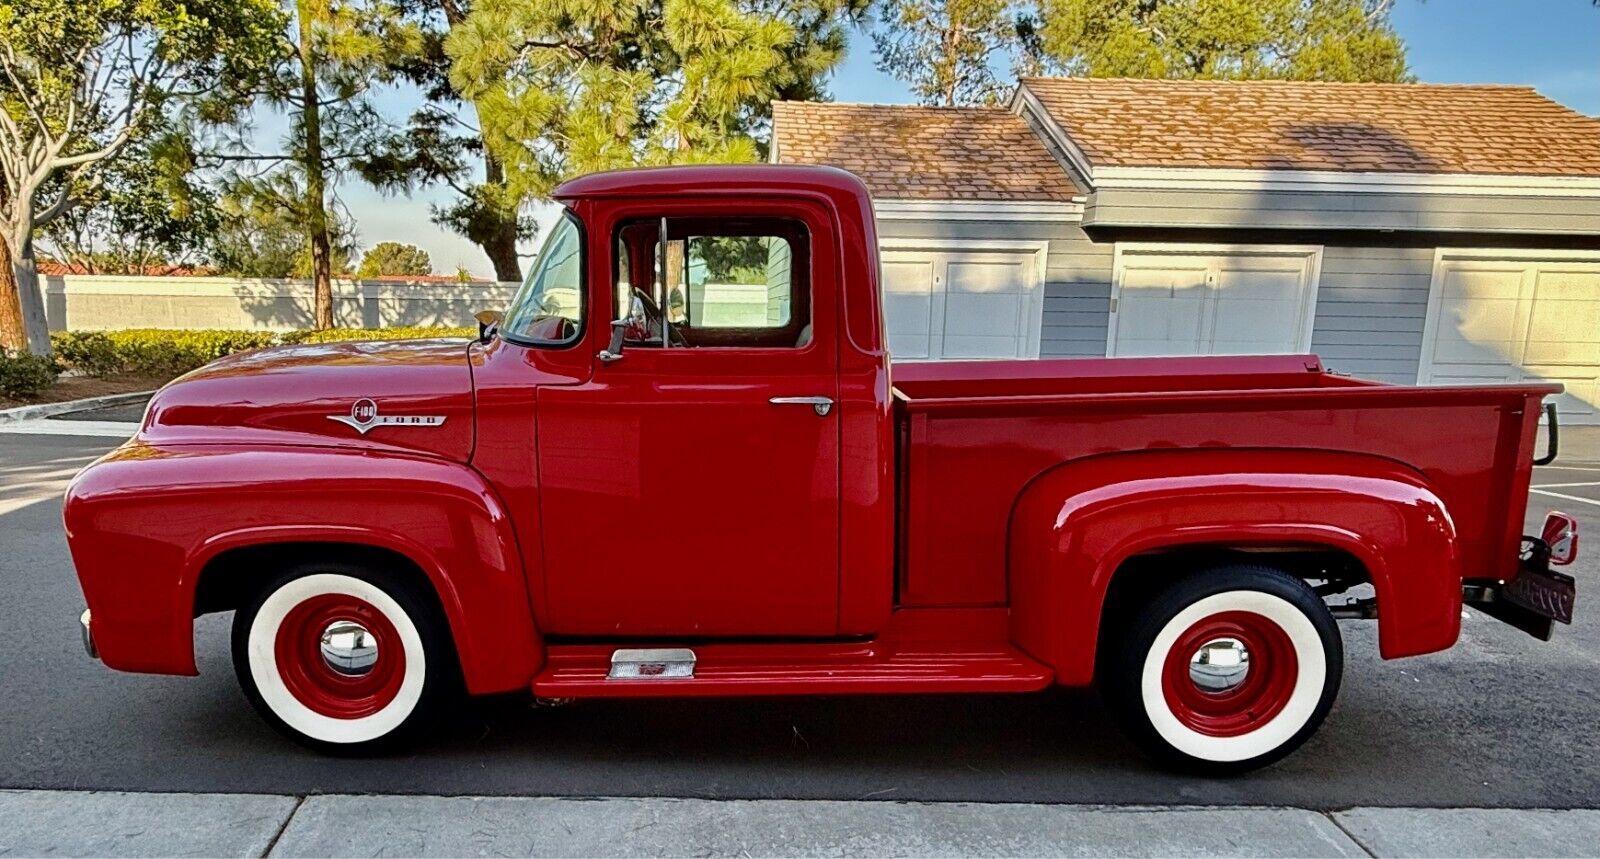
[1464,538,1577,641]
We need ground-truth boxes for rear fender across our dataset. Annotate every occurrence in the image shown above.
[64,443,541,694]
[1008,449,1461,686]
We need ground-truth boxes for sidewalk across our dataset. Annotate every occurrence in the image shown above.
[3,790,1599,858]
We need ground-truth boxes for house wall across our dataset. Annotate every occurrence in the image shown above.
[874,215,1600,385]
[44,275,518,332]
[872,218,1112,358]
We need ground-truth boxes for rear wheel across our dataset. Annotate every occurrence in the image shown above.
[231,561,454,753]
[1100,564,1342,774]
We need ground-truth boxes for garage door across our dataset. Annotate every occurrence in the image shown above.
[879,245,1044,360]
[1421,251,1600,425]
[1108,245,1323,357]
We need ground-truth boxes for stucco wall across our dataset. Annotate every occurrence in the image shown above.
[44,276,519,332]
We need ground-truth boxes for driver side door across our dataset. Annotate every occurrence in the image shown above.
[534,198,842,637]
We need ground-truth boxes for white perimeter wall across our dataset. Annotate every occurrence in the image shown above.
[44,275,520,332]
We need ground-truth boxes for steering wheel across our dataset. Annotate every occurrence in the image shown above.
[629,288,689,347]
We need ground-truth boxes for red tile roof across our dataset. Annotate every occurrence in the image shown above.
[771,102,1081,200]
[1020,77,1600,176]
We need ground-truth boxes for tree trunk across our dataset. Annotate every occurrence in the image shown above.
[480,154,522,282]
[0,232,50,355]
[297,0,335,330]
[0,235,27,352]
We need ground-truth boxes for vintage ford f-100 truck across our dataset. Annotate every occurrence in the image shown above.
[66,165,1579,773]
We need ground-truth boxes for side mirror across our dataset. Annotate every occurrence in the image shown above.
[599,319,627,363]
[474,309,504,343]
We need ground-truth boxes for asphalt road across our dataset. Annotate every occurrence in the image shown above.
[3,430,1599,810]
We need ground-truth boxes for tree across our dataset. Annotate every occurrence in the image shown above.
[208,174,356,278]
[1032,0,1410,82]
[204,0,420,328]
[872,0,1034,106]
[0,0,283,353]
[358,241,432,277]
[35,138,221,275]
[443,0,863,208]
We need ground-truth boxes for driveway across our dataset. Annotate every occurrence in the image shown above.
[2,429,1597,809]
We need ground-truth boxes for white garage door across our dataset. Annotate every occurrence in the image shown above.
[1421,250,1600,425]
[880,245,1044,360]
[1108,244,1323,357]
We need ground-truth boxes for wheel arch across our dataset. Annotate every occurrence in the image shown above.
[65,443,542,694]
[1007,448,1462,686]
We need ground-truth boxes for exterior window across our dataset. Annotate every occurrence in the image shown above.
[612,217,809,348]
[503,211,583,345]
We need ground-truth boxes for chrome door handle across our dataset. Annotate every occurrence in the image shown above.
[770,396,834,417]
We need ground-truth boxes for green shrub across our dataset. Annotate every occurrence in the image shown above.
[281,326,473,344]
[0,349,59,399]
[50,331,122,377]
[49,326,476,379]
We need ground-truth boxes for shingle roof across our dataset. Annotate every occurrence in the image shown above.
[1021,77,1600,176]
[770,102,1081,200]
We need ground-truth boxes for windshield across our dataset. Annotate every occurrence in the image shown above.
[502,211,583,345]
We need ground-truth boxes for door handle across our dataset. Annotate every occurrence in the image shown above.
[769,396,834,417]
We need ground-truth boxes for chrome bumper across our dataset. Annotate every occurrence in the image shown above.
[80,609,97,659]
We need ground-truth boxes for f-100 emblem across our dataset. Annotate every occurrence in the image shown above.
[328,398,447,434]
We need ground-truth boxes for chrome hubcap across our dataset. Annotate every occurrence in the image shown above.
[318,620,379,676]
[1188,637,1250,692]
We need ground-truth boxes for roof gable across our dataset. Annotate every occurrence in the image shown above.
[770,102,1080,201]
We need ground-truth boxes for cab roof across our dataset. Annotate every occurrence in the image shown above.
[552,164,872,204]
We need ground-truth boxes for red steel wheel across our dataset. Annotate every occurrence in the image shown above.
[272,593,407,720]
[1159,610,1299,738]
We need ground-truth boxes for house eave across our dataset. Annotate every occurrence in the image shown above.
[873,197,1086,221]
[1092,166,1600,198]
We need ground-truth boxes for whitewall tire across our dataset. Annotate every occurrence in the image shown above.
[1101,564,1343,774]
[232,562,454,752]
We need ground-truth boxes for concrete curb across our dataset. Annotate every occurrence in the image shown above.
[5,790,1600,858]
[0,390,154,425]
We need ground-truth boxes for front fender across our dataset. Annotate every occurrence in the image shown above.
[64,442,540,694]
[1008,449,1461,686]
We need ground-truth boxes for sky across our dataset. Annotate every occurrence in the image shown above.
[342,0,1600,279]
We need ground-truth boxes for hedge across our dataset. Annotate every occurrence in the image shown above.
[50,326,473,379]
[0,348,59,399]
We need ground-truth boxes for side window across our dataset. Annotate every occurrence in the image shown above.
[612,217,810,348]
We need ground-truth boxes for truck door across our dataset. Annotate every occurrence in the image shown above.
[535,200,841,636]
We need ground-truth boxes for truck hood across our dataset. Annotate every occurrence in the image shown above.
[137,338,475,461]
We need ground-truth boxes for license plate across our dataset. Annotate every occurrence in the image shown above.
[1504,565,1576,625]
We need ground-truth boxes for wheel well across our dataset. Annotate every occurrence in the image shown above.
[1098,543,1375,642]
[193,541,445,621]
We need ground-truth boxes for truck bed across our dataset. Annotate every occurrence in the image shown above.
[890,354,1558,607]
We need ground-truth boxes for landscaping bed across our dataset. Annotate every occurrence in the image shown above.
[2,326,472,408]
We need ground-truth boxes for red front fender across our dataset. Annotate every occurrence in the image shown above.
[1008,449,1462,686]
[64,442,541,694]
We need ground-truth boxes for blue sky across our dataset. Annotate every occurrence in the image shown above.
[346,0,1600,277]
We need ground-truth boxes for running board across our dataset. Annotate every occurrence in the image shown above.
[533,641,1052,698]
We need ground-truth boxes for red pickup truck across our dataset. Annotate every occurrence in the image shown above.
[66,165,1579,773]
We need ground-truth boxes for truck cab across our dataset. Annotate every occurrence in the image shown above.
[65,165,1579,773]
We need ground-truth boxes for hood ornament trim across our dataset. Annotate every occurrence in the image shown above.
[328,398,447,434]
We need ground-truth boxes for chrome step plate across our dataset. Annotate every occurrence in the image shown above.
[608,647,697,680]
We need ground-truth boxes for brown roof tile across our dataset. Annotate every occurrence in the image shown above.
[771,102,1080,200]
[1021,77,1600,176]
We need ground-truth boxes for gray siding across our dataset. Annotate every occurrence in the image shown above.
[1085,189,1600,235]
[1309,246,1435,383]
[873,217,1112,357]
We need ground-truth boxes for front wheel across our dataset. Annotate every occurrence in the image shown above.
[1100,564,1343,775]
[232,563,454,753]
